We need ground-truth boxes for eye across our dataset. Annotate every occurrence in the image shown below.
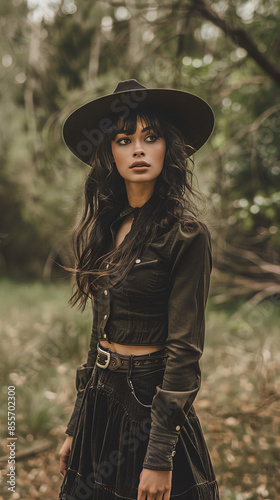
[116,137,131,145]
[115,137,131,145]
[145,134,159,143]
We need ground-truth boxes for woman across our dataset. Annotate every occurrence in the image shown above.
[58,79,220,499]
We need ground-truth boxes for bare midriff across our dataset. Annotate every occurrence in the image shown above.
[99,340,166,355]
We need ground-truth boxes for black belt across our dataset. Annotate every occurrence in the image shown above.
[96,344,167,372]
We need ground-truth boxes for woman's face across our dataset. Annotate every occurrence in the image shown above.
[111,116,166,186]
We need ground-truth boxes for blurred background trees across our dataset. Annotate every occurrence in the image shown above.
[1,3,279,497]
[1,0,279,303]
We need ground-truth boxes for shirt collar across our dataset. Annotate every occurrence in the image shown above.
[110,197,154,241]
[119,196,154,219]
[109,204,138,238]
[119,204,137,219]
[119,203,147,220]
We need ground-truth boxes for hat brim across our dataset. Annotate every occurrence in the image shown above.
[63,88,214,166]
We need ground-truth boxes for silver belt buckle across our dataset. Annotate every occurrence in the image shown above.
[97,345,111,369]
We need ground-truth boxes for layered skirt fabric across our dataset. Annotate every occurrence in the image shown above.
[59,355,219,499]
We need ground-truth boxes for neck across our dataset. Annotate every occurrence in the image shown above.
[125,184,155,208]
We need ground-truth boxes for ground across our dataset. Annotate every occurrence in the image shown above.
[0,281,279,499]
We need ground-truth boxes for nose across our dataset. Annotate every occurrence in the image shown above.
[133,141,145,157]
[133,150,145,157]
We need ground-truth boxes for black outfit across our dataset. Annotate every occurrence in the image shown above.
[59,202,220,499]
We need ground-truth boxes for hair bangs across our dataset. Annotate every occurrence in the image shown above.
[109,108,165,141]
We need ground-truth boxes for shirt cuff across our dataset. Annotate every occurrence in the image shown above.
[143,425,179,471]
[65,363,95,435]
[142,385,200,470]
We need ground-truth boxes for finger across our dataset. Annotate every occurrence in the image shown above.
[152,491,168,500]
[60,463,67,476]
[60,465,67,476]
[59,457,67,476]
[162,490,170,500]
[137,486,146,500]
[146,493,158,500]
[137,471,145,500]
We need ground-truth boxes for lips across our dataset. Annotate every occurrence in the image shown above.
[130,161,150,169]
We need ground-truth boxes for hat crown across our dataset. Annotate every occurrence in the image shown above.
[113,79,147,94]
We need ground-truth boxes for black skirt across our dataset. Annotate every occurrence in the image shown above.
[59,346,220,500]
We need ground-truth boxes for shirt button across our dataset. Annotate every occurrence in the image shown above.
[135,258,141,263]
[104,290,108,295]
[104,314,108,320]
[176,425,181,431]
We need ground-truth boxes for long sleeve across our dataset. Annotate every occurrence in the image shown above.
[143,220,212,470]
[65,298,98,436]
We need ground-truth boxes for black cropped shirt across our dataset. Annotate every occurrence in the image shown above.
[65,203,212,471]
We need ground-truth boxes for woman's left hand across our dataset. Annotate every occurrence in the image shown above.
[137,468,172,500]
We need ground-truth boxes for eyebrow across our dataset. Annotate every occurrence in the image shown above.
[115,125,153,136]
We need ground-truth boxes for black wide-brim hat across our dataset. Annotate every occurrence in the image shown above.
[63,79,214,166]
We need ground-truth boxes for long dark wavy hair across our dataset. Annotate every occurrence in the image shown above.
[69,107,203,310]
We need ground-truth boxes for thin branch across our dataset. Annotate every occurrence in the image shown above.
[200,104,280,166]
[223,248,280,277]
[191,0,280,87]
